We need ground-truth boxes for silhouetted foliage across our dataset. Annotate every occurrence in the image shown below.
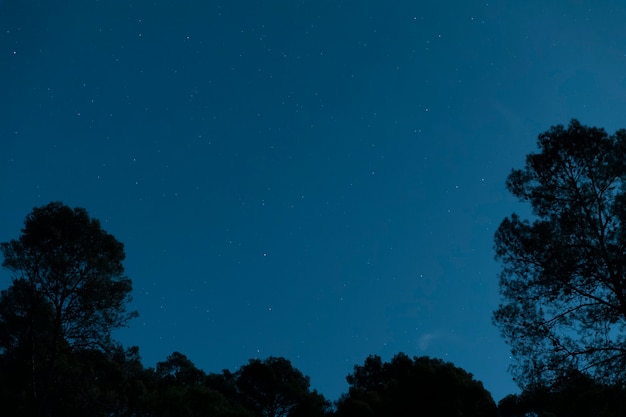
[493,120,626,388]
[156,351,207,387]
[497,369,626,417]
[335,353,497,417]
[0,202,137,416]
[235,356,330,417]
[1,202,137,352]
[145,352,243,417]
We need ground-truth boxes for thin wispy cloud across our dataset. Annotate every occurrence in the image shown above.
[418,333,440,351]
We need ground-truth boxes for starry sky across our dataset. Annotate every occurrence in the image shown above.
[2,0,626,403]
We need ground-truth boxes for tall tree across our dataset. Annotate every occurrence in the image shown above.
[493,120,626,387]
[0,202,137,415]
[1,202,137,352]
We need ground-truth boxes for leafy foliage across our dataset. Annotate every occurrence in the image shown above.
[493,120,626,387]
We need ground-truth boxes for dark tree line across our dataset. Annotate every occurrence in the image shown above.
[0,202,497,417]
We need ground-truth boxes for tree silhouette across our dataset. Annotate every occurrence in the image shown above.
[498,369,626,417]
[493,120,626,387]
[235,357,329,417]
[1,202,137,351]
[148,355,233,417]
[335,353,497,417]
[0,202,137,416]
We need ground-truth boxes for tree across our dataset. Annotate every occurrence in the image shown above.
[493,119,626,388]
[147,352,252,417]
[335,353,497,417]
[155,352,207,387]
[1,202,137,352]
[497,370,626,417]
[235,357,330,417]
[0,202,137,415]
[0,279,57,416]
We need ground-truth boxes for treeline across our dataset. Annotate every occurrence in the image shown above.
[0,202,499,417]
[0,345,499,417]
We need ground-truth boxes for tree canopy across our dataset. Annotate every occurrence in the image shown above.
[0,202,137,416]
[235,356,330,417]
[493,119,626,387]
[335,353,497,417]
[498,369,626,417]
[1,202,137,352]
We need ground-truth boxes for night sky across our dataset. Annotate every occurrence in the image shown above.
[2,0,626,403]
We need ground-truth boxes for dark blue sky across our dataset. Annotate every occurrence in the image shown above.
[2,0,626,402]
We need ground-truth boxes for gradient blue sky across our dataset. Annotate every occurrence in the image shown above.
[2,0,626,403]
